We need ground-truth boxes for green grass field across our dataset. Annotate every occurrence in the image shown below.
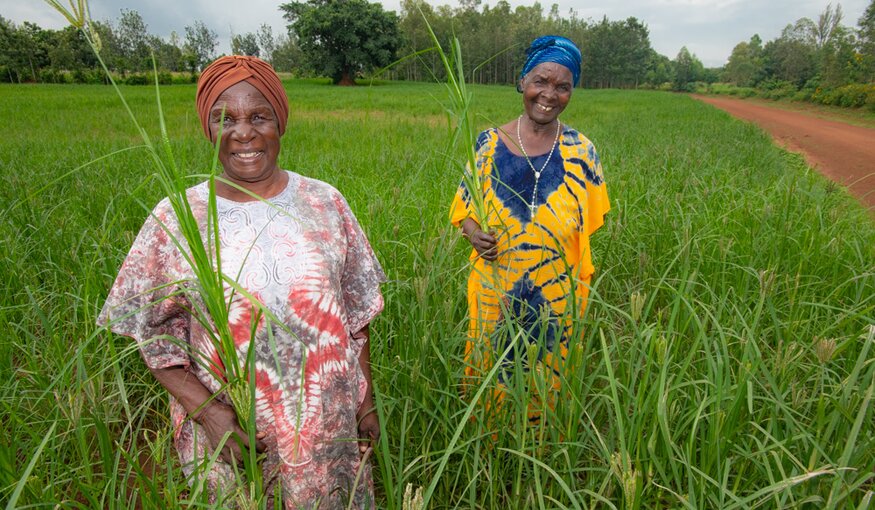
[1,79,873,509]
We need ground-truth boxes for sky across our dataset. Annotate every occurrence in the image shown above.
[3,0,871,67]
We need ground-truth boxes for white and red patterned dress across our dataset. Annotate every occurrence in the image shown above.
[98,171,385,508]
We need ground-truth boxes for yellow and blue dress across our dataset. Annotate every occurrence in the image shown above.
[450,126,609,392]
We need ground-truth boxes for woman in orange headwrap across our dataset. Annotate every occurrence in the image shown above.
[98,56,385,508]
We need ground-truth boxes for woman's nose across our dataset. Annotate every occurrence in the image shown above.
[230,121,256,141]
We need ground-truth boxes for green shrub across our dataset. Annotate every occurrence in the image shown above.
[792,89,812,102]
[709,83,738,95]
[124,74,149,85]
[170,73,189,85]
[834,83,874,108]
[69,68,105,84]
[38,68,63,84]
[756,80,797,101]
[823,87,845,106]
[156,71,173,85]
[765,85,796,100]
[71,69,85,84]
[810,84,875,108]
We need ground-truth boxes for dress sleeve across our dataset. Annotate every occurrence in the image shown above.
[583,140,610,236]
[334,193,386,341]
[449,178,473,228]
[449,130,494,228]
[569,135,610,277]
[97,202,192,370]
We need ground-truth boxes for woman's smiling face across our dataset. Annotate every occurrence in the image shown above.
[520,62,573,125]
[209,81,281,186]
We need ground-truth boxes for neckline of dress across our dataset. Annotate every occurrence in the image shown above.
[495,126,567,158]
[212,170,295,205]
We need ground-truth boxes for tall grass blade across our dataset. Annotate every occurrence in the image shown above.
[5,422,57,510]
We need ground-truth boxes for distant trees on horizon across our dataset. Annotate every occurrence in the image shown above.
[0,0,701,89]
[2,0,873,96]
[723,2,875,90]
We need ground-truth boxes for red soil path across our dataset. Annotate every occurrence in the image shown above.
[693,95,875,211]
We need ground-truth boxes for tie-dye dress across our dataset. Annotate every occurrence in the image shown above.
[98,171,385,508]
[450,127,609,391]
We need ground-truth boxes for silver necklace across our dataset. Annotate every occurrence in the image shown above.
[517,115,561,219]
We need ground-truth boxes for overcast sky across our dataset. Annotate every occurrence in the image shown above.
[3,0,871,67]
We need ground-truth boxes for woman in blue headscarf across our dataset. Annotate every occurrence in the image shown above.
[450,36,610,414]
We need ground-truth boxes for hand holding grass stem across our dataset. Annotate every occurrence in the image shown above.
[149,365,266,466]
[461,217,499,261]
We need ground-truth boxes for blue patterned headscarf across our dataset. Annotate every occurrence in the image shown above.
[518,35,582,89]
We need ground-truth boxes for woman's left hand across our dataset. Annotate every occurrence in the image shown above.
[357,406,380,456]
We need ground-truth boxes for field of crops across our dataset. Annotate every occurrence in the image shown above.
[1,79,873,509]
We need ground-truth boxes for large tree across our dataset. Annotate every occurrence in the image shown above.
[231,32,260,56]
[723,35,764,86]
[257,24,277,64]
[49,26,97,72]
[672,46,704,91]
[271,34,302,72]
[815,3,844,50]
[183,20,218,72]
[116,9,150,72]
[763,38,816,87]
[859,0,875,80]
[152,32,184,72]
[581,16,651,88]
[644,50,674,86]
[281,0,402,85]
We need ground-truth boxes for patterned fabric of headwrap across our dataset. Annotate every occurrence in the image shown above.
[195,55,289,139]
[519,35,582,87]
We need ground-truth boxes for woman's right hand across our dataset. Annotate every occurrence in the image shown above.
[197,400,267,465]
[469,229,499,261]
[148,366,268,465]
[462,218,499,261]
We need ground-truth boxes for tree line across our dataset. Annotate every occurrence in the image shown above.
[722,2,875,90]
[0,0,711,90]
[3,0,872,97]
[387,0,666,88]
[0,9,299,84]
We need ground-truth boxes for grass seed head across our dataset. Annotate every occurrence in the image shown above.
[610,451,640,507]
[403,483,424,510]
[630,291,646,323]
[655,334,667,364]
[758,268,776,297]
[814,337,837,364]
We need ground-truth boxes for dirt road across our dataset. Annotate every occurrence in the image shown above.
[694,95,875,210]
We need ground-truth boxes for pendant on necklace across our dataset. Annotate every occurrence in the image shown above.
[517,115,561,222]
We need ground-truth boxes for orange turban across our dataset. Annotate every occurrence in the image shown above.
[195,55,289,139]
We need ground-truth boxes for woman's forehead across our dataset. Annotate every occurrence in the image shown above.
[528,62,573,80]
[210,82,272,112]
